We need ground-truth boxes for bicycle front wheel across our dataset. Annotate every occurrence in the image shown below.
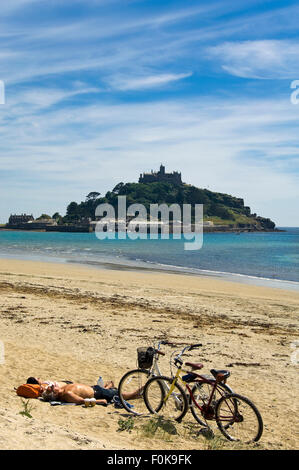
[117,369,151,415]
[215,393,263,443]
[143,376,188,422]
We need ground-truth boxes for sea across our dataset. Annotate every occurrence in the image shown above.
[0,228,299,291]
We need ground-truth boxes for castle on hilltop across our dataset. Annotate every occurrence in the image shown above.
[139,164,182,185]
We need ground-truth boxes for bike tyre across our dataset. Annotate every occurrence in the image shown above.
[117,368,151,415]
[215,393,263,442]
[143,375,189,422]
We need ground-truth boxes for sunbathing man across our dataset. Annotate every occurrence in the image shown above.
[42,381,140,406]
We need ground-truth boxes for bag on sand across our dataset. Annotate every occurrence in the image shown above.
[16,384,42,399]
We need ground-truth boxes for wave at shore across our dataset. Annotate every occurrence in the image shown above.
[0,228,298,290]
[67,257,299,291]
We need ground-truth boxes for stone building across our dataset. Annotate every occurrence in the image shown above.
[139,164,182,185]
[8,214,34,224]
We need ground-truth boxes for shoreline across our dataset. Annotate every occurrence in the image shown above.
[67,259,299,292]
[1,257,299,300]
[0,226,286,233]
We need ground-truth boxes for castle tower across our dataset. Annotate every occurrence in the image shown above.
[139,165,182,185]
[159,164,165,175]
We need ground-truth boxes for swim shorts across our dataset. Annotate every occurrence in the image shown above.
[91,385,118,402]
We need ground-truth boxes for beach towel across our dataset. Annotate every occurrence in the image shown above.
[44,397,134,409]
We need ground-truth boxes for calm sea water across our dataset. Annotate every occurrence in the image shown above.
[0,228,299,290]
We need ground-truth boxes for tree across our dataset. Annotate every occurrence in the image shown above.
[37,214,51,220]
[112,182,124,194]
[60,180,276,229]
[65,202,80,222]
[86,192,101,201]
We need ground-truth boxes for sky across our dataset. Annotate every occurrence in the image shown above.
[0,0,298,226]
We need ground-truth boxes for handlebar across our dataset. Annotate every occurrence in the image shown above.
[173,343,202,367]
[178,343,202,356]
[190,343,202,350]
[160,340,176,346]
[155,349,165,356]
[154,340,202,363]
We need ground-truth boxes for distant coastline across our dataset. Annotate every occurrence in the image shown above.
[0,224,285,233]
[3,166,279,233]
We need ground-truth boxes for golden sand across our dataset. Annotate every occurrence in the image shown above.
[0,258,298,450]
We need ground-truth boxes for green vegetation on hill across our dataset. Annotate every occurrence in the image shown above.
[62,181,275,230]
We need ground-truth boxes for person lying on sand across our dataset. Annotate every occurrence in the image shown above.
[27,376,115,391]
[26,377,72,390]
[42,381,140,406]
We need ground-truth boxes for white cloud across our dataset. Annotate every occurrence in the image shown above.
[0,94,298,225]
[0,0,41,16]
[209,40,299,79]
[109,72,193,91]
[12,86,101,108]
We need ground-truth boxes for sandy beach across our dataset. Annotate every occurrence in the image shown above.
[0,258,298,450]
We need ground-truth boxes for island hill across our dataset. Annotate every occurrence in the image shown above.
[5,165,277,233]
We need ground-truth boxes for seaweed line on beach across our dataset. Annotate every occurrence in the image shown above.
[0,280,297,337]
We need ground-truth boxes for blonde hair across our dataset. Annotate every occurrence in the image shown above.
[42,386,58,402]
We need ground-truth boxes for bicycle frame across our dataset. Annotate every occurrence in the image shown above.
[143,341,204,411]
[149,342,189,408]
[150,341,165,377]
[163,362,228,419]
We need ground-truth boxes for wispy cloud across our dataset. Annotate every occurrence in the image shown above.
[108,72,193,91]
[209,40,299,79]
[1,92,298,223]
[9,86,101,108]
[0,0,41,16]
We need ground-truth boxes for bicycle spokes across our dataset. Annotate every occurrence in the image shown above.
[144,377,188,422]
[118,369,149,416]
[216,394,263,443]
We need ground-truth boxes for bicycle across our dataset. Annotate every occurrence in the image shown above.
[117,340,173,415]
[143,344,263,443]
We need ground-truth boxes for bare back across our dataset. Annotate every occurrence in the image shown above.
[58,383,94,402]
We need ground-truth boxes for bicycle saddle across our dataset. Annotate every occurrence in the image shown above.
[210,369,230,381]
[185,362,204,371]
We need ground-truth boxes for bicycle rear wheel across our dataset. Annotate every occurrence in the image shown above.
[190,381,233,426]
[143,375,188,422]
[215,393,263,442]
[117,369,151,415]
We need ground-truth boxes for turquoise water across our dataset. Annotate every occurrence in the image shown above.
[0,228,299,290]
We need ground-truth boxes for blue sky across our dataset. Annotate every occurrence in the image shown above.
[0,0,298,225]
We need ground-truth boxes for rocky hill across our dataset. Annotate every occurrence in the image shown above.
[63,181,276,231]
